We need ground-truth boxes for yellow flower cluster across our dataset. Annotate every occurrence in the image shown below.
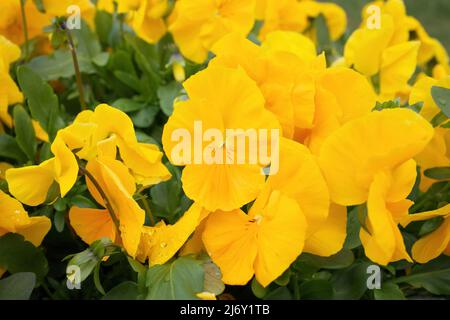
[0,0,449,292]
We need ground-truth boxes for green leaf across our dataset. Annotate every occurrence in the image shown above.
[17,66,61,140]
[431,86,450,117]
[27,50,95,81]
[112,98,146,112]
[54,210,66,232]
[0,134,28,162]
[314,14,331,52]
[92,52,110,67]
[299,279,334,300]
[263,287,292,300]
[157,82,182,116]
[93,263,106,295]
[251,278,268,299]
[13,105,36,161]
[396,255,450,295]
[131,106,158,128]
[0,272,36,300]
[33,0,46,13]
[344,207,362,249]
[145,256,204,300]
[331,261,372,299]
[296,250,354,270]
[374,282,405,300]
[102,281,139,300]
[203,259,224,295]
[69,195,97,208]
[0,233,48,281]
[424,166,450,180]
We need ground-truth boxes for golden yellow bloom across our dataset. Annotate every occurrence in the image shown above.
[130,0,168,44]
[0,190,51,247]
[400,204,450,263]
[344,11,420,100]
[203,189,306,287]
[70,157,145,258]
[7,104,170,206]
[162,65,280,211]
[168,0,256,63]
[319,108,434,265]
[212,32,377,154]
[0,162,13,180]
[0,0,49,45]
[257,0,346,41]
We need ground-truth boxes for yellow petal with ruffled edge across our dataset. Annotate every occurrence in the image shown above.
[0,190,30,231]
[51,135,79,198]
[98,159,145,258]
[261,31,316,63]
[15,216,51,247]
[380,41,420,99]
[303,203,347,257]
[252,191,306,287]
[131,0,167,44]
[69,207,116,245]
[0,191,51,246]
[360,171,411,265]
[117,139,171,187]
[319,108,433,206]
[412,218,450,263]
[344,14,394,76]
[266,138,329,236]
[203,208,258,285]
[6,159,55,206]
[137,203,203,265]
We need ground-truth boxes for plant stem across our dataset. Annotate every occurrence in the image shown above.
[139,197,155,226]
[61,23,87,110]
[19,0,29,61]
[78,165,121,233]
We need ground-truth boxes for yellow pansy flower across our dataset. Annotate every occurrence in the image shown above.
[257,0,346,42]
[211,32,377,154]
[203,189,306,287]
[7,104,170,206]
[0,0,49,45]
[0,190,51,245]
[162,65,280,211]
[344,12,420,100]
[130,0,168,44]
[319,108,434,265]
[168,0,256,64]
[400,204,450,263]
[70,157,145,258]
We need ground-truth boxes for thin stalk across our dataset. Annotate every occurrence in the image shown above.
[78,165,121,233]
[19,0,29,60]
[139,197,155,226]
[61,23,87,110]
